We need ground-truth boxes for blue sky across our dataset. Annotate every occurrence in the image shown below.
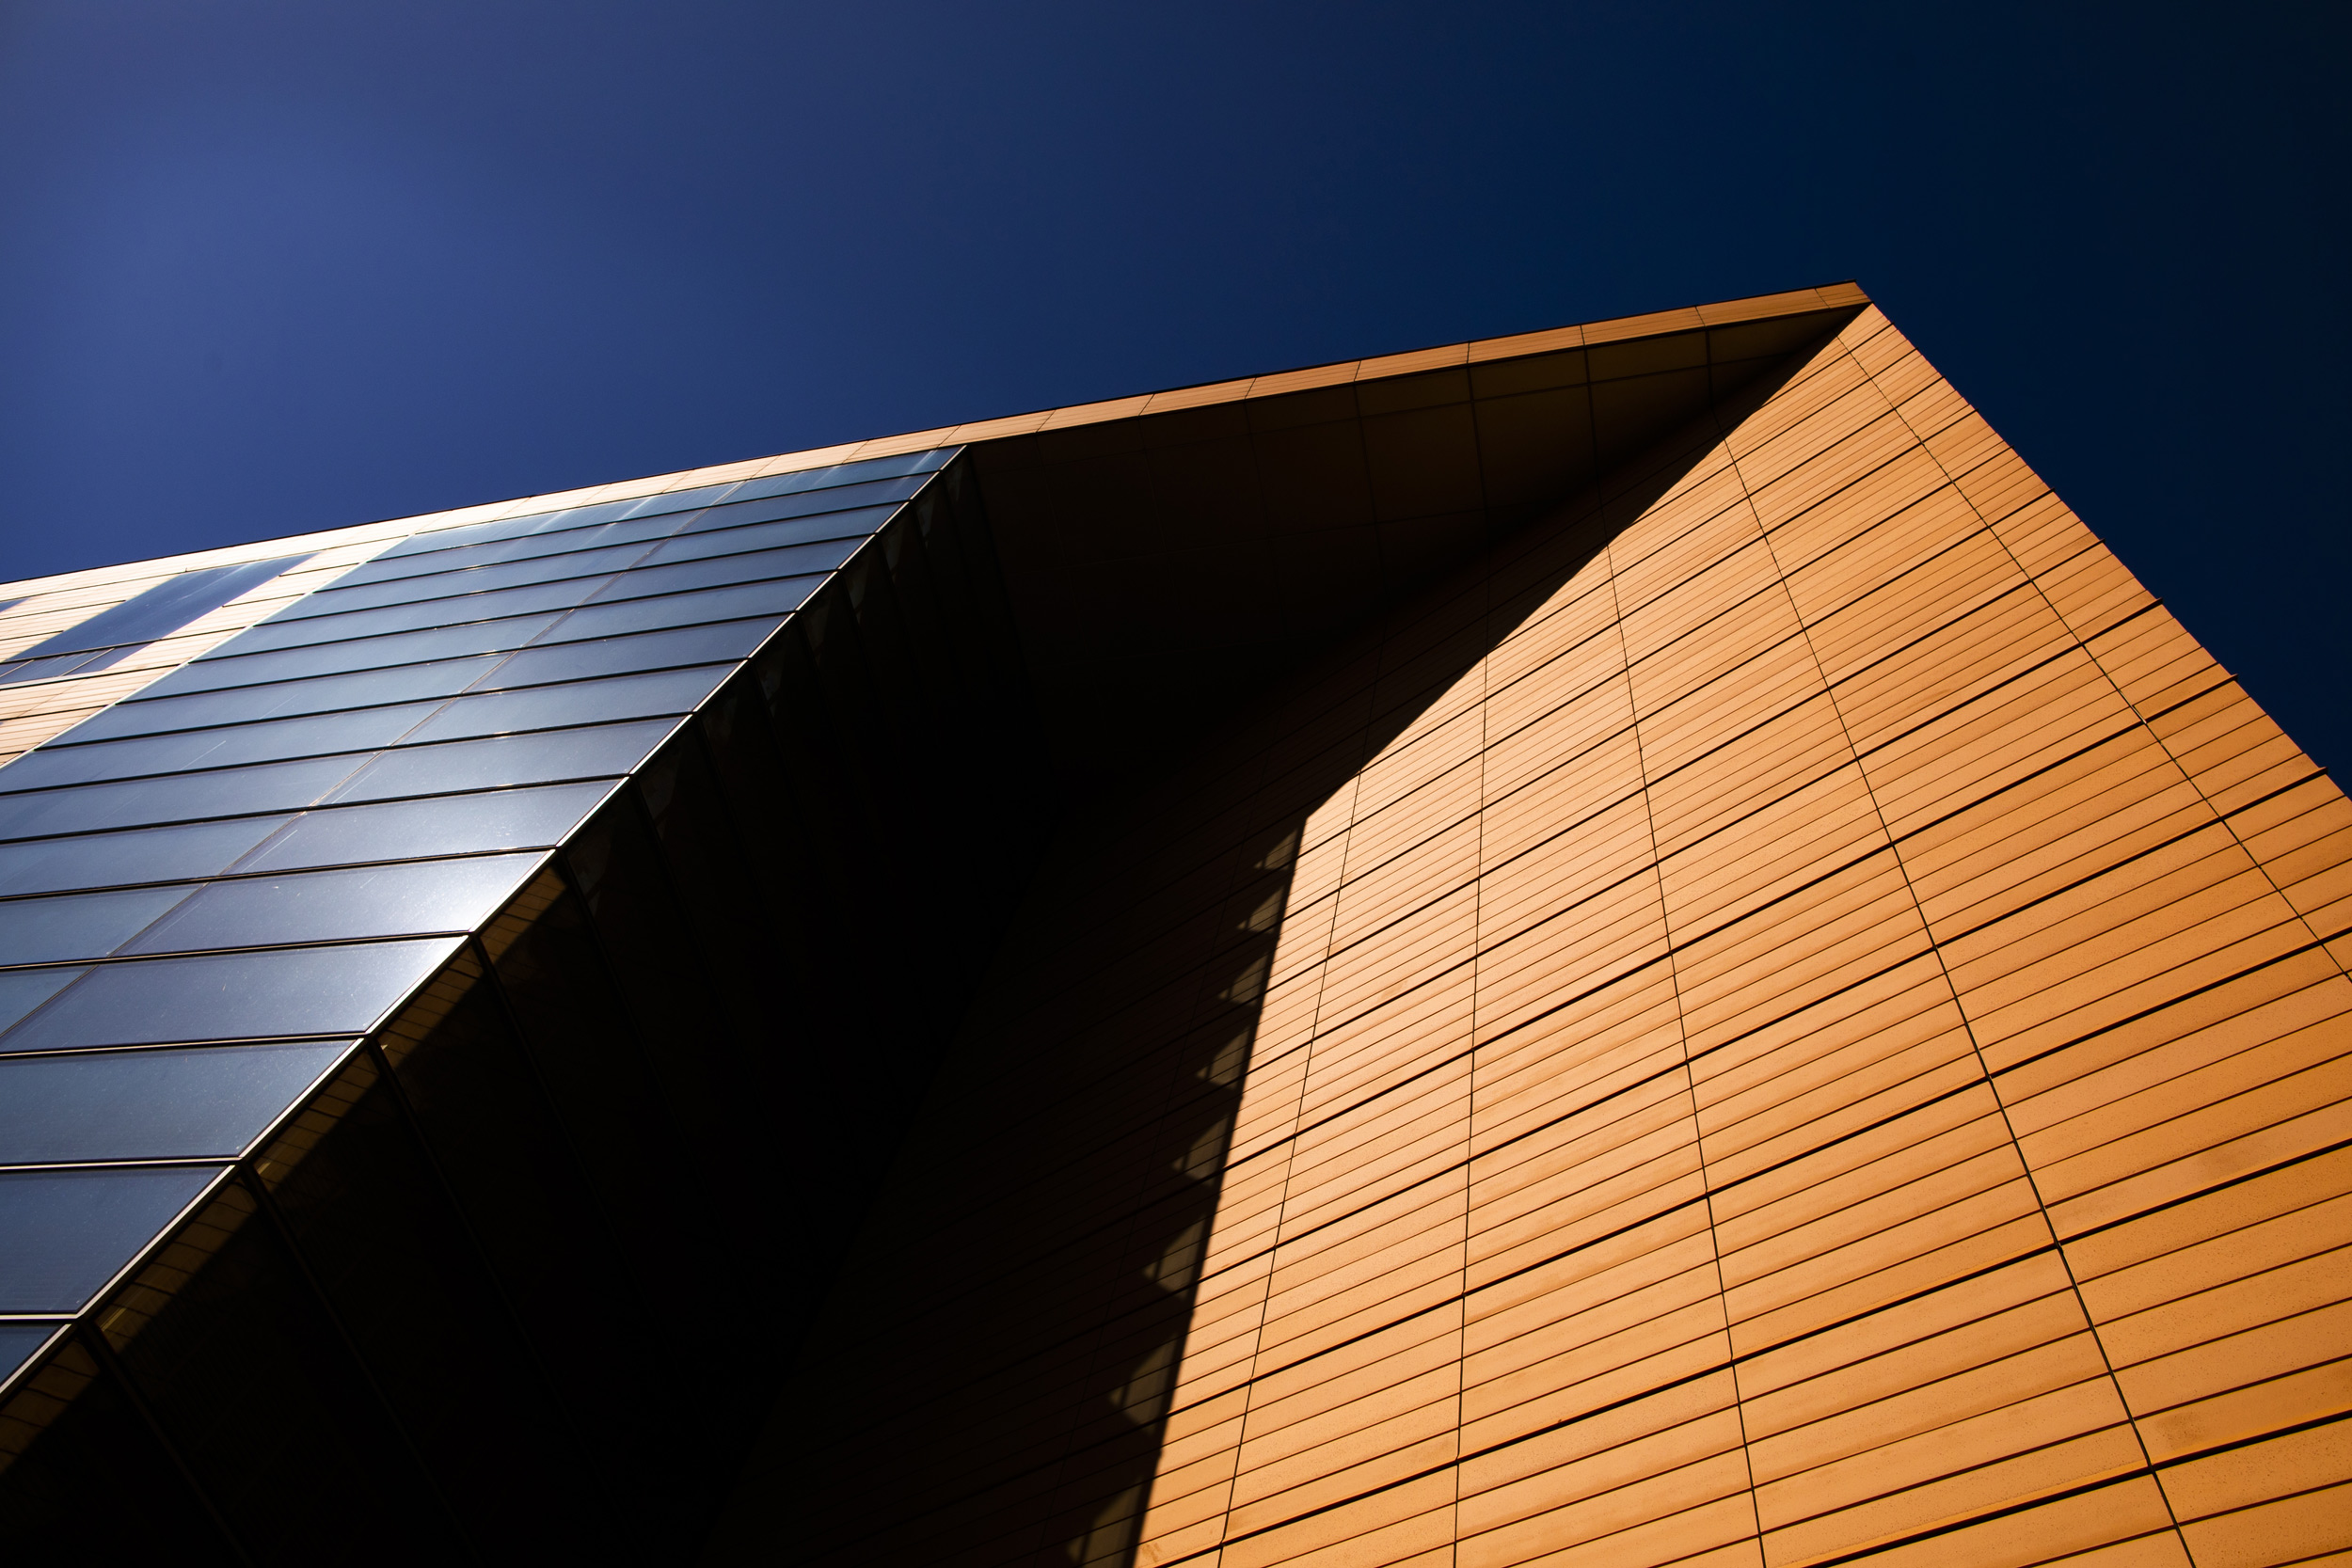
[0,1,2344,768]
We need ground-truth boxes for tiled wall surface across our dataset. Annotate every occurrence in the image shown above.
[762,306,2349,1567]
[1139,308,2352,1566]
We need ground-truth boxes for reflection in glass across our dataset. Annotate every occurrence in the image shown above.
[0,938,460,1052]
[646,506,891,564]
[2,704,438,792]
[0,816,292,897]
[225,574,613,657]
[0,966,87,1033]
[476,618,776,689]
[0,1321,59,1386]
[139,613,566,697]
[325,721,677,803]
[0,1040,355,1163]
[0,556,309,667]
[404,665,730,744]
[537,578,822,644]
[0,756,358,841]
[0,884,193,964]
[277,537,654,619]
[232,784,613,874]
[583,540,860,604]
[0,1165,222,1311]
[68,657,508,746]
[123,854,544,954]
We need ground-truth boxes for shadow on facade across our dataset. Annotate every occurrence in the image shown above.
[702,339,1836,1566]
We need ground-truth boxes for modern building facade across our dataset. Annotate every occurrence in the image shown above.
[0,285,2342,1567]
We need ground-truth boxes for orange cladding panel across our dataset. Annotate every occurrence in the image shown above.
[766,306,2348,1568]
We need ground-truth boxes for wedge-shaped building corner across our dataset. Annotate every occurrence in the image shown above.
[0,285,2343,1568]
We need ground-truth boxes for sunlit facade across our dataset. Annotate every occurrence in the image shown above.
[0,285,2344,1566]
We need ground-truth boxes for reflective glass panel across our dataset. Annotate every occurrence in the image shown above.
[352,509,689,586]
[232,784,612,874]
[586,541,859,603]
[616,481,741,519]
[474,619,774,689]
[226,577,611,656]
[325,721,676,803]
[0,1165,224,1311]
[373,508,588,562]
[0,1322,60,1387]
[538,578,819,643]
[283,538,657,618]
[404,666,729,744]
[0,968,84,1033]
[0,886,193,965]
[0,1041,356,1163]
[3,705,437,793]
[647,507,892,564]
[0,938,461,1052]
[63,658,507,745]
[2,556,309,664]
[123,855,542,954]
[142,615,565,697]
[0,756,358,841]
[725,448,953,501]
[672,483,916,534]
[0,817,293,898]
[0,651,107,687]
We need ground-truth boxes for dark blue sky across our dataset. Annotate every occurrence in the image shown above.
[1,1,2344,768]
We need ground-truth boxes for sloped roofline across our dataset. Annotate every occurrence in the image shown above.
[0,281,1868,604]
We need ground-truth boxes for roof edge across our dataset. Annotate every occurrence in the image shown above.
[0,281,1871,601]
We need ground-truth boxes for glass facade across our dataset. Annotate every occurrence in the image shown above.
[0,448,1049,1561]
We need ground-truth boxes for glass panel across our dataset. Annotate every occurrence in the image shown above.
[373,507,586,562]
[60,657,508,744]
[616,481,742,519]
[0,1041,355,1163]
[647,506,893,565]
[0,755,358,841]
[404,665,730,744]
[0,816,292,898]
[0,1321,58,1386]
[1,555,310,664]
[0,885,193,964]
[231,784,612,874]
[673,484,915,536]
[123,854,543,954]
[324,721,676,803]
[350,509,686,587]
[0,968,85,1032]
[0,939,461,1052]
[4,704,439,792]
[140,614,566,698]
[225,575,610,655]
[474,618,774,689]
[586,539,861,603]
[538,578,820,644]
[0,1165,222,1311]
[0,651,108,687]
[281,537,657,619]
[725,449,953,502]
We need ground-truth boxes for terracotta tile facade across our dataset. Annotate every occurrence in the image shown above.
[766,306,2349,1567]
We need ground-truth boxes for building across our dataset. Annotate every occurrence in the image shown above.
[0,284,2342,1567]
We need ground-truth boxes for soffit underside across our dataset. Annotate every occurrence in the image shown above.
[968,302,1865,781]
